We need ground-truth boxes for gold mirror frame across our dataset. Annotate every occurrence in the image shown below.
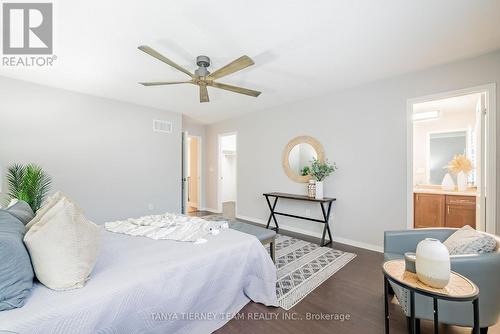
[282,136,325,183]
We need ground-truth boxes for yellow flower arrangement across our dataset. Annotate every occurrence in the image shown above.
[446,154,472,175]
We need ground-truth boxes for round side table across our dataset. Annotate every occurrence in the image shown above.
[383,259,479,334]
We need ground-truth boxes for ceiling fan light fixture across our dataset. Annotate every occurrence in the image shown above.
[138,45,261,103]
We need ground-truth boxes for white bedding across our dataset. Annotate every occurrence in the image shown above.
[0,227,278,334]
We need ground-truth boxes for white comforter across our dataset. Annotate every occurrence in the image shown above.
[105,213,228,243]
[0,227,278,334]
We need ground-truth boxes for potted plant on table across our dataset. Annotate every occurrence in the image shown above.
[309,158,337,199]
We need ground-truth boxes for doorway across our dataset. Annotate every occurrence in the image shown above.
[218,133,237,218]
[407,84,496,233]
[181,132,202,214]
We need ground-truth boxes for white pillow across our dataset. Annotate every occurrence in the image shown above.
[23,194,100,290]
[443,225,496,255]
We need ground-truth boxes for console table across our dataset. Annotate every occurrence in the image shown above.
[263,192,336,247]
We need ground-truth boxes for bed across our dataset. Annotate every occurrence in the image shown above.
[0,226,278,333]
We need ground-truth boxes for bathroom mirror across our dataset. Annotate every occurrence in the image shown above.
[282,136,324,183]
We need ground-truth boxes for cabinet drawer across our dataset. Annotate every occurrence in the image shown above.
[445,195,476,206]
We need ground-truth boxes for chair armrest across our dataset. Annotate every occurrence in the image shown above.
[384,229,456,255]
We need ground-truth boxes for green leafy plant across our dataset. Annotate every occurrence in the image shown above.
[300,166,311,176]
[6,163,52,212]
[309,158,337,182]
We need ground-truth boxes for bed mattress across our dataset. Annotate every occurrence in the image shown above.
[0,227,278,333]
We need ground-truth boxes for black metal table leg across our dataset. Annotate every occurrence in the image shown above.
[384,276,390,334]
[410,291,416,334]
[320,202,333,246]
[265,196,279,230]
[433,298,438,334]
[473,298,480,334]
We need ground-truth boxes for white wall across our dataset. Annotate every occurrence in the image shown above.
[205,49,500,250]
[0,76,182,223]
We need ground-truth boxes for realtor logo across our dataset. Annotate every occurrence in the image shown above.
[2,3,53,54]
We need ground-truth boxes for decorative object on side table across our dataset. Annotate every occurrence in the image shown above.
[415,238,451,288]
[5,163,52,212]
[404,252,417,273]
[446,154,472,192]
[307,179,316,198]
[308,158,337,199]
[441,173,455,191]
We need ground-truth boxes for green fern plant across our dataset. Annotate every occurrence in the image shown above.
[6,163,52,212]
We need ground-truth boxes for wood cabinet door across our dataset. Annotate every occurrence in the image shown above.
[414,193,445,228]
[445,195,476,228]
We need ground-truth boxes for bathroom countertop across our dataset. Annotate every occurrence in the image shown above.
[413,187,478,197]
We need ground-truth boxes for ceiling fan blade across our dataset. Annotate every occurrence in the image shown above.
[139,81,192,86]
[200,85,210,103]
[138,45,194,78]
[208,55,254,80]
[209,82,261,97]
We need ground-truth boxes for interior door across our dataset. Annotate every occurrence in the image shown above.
[181,131,189,214]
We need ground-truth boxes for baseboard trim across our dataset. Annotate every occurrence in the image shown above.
[236,214,383,253]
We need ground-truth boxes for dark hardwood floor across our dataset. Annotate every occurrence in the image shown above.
[186,213,500,334]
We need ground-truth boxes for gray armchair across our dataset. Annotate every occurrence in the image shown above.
[384,228,500,333]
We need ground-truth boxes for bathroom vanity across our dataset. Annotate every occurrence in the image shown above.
[414,187,477,229]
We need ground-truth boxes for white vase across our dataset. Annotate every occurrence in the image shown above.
[457,171,467,191]
[415,238,450,288]
[315,181,324,199]
[441,173,455,191]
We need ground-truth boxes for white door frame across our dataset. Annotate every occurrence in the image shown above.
[187,134,202,211]
[406,83,497,234]
[217,131,237,214]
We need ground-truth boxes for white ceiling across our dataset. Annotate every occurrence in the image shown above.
[1,0,500,124]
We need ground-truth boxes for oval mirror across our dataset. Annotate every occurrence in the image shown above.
[282,136,324,183]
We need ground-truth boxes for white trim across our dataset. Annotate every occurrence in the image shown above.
[236,214,383,253]
[217,132,238,214]
[406,84,496,234]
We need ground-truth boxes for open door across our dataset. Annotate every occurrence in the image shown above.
[181,131,189,214]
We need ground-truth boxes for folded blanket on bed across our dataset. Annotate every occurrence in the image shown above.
[104,213,228,243]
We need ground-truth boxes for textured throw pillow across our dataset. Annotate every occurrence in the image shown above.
[0,210,34,310]
[24,195,100,290]
[444,225,497,255]
[6,200,35,225]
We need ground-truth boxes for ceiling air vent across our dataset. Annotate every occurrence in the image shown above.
[153,120,172,133]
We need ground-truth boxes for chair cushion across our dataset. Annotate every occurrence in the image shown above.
[5,200,34,225]
[24,194,100,290]
[0,210,34,310]
[229,221,276,242]
[443,225,496,255]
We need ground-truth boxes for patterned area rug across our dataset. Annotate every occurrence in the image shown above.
[200,215,356,310]
[270,234,356,310]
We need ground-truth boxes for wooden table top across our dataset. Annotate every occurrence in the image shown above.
[383,260,478,300]
[263,192,336,203]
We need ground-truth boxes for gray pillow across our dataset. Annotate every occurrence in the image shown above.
[0,210,34,311]
[444,225,497,255]
[6,200,35,225]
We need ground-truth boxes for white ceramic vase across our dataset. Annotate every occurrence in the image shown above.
[456,171,468,191]
[415,238,451,288]
[441,173,455,191]
[315,181,324,199]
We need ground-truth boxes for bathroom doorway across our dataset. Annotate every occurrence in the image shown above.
[218,132,237,219]
[407,84,496,233]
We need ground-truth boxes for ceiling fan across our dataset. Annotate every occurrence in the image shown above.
[138,45,261,103]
